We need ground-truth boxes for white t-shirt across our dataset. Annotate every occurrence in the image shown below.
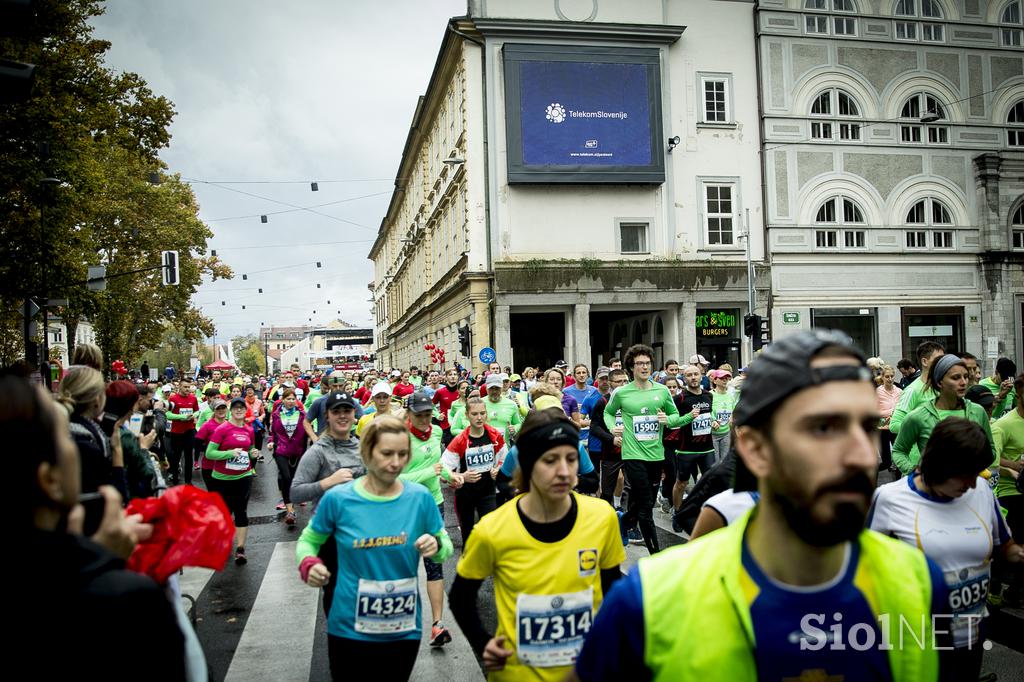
[703,489,760,527]
[868,475,1011,648]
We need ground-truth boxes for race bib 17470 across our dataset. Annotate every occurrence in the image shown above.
[691,413,712,436]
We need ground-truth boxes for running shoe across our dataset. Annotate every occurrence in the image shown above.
[628,528,644,545]
[430,622,452,647]
[275,500,286,511]
[617,510,628,547]
[658,494,672,514]
[285,511,296,526]
[235,547,247,566]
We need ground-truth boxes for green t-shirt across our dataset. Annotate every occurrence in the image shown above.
[889,377,936,467]
[410,375,423,387]
[195,402,214,429]
[892,400,996,475]
[603,382,684,462]
[993,409,1023,498]
[980,377,1016,420]
[711,391,738,435]
[401,428,448,505]
[450,397,522,439]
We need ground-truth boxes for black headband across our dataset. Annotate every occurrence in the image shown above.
[516,421,580,465]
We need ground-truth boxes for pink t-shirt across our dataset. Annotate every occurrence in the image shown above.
[876,384,903,420]
[196,418,227,470]
[209,421,255,479]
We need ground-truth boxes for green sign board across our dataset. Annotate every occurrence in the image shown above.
[695,309,739,339]
[782,312,800,325]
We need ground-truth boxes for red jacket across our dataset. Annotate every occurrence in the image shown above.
[432,384,461,429]
[442,424,508,473]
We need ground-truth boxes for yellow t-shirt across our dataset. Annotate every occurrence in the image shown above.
[456,493,625,681]
[354,407,405,437]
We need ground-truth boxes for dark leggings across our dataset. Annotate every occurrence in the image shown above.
[879,430,896,470]
[424,503,445,582]
[274,454,299,505]
[327,636,418,681]
[622,459,662,554]
[200,468,215,490]
[168,431,195,484]
[209,475,252,527]
[455,480,496,547]
[599,459,623,507]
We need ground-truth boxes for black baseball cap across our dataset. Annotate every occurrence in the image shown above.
[325,391,358,411]
[229,397,247,409]
[733,329,870,427]
[965,384,996,408]
[407,391,433,414]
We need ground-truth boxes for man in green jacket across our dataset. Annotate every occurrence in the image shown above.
[572,330,945,682]
[981,358,1018,420]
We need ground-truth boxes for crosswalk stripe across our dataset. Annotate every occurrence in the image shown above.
[224,542,319,682]
[411,564,484,681]
[179,567,215,616]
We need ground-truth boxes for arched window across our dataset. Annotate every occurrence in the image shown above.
[899,92,948,144]
[894,0,944,41]
[1012,203,1024,249]
[1008,100,1024,147]
[810,89,863,141]
[814,195,866,249]
[804,0,858,35]
[905,197,954,249]
[1002,0,1022,47]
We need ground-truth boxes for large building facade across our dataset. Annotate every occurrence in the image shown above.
[758,0,1024,363]
[371,0,767,373]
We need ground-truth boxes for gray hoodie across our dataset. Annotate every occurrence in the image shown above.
[289,433,365,509]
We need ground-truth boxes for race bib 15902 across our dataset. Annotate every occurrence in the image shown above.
[632,415,659,442]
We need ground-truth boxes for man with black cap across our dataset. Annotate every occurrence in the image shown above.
[290,390,365,616]
[400,391,455,647]
[574,329,946,681]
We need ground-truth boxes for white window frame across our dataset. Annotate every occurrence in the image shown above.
[894,0,945,43]
[699,73,733,125]
[809,89,863,143]
[1002,0,1023,47]
[1011,204,1024,250]
[899,93,949,146]
[804,0,858,36]
[1008,100,1024,148]
[813,195,866,251]
[617,220,650,255]
[904,197,956,250]
[701,182,740,248]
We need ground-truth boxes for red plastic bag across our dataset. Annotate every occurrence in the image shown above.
[126,485,235,584]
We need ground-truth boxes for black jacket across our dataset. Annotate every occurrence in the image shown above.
[23,531,185,681]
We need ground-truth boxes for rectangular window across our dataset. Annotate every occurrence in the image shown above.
[901,124,922,143]
[844,230,866,248]
[811,121,833,140]
[927,126,948,144]
[1010,129,1023,147]
[619,222,649,254]
[932,230,954,248]
[1004,28,1023,47]
[1013,229,1024,249]
[806,0,827,8]
[833,17,857,35]
[704,185,735,245]
[895,21,917,40]
[806,15,829,33]
[906,230,927,248]
[839,122,861,140]
[702,78,729,123]
[816,230,838,248]
[921,23,943,41]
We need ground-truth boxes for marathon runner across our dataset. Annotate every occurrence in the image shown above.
[400,391,454,647]
[442,397,507,544]
[993,376,1024,606]
[709,368,737,462]
[671,364,715,513]
[870,417,1023,680]
[268,388,308,526]
[296,415,452,681]
[194,398,228,488]
[564,364,599,450]
[432,368,463,445]
[602,344,683,554]
[575,330,947,681]
[356,382,405,436]
[888,341,945,466]
[891,354,996,476]
[981,358,1018,419]
[450,409,625,681]
[451,374,522,440]
[589,368,627,509]
[166,376,199,485]
[205,396,258,565]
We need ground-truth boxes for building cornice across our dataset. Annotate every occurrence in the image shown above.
[470,18,685,44]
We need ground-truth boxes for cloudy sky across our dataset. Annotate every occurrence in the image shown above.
[90,0,466,342]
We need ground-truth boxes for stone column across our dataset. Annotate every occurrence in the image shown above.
[680,300,697,363]
[573,303,592,367]
[495,304,512,369]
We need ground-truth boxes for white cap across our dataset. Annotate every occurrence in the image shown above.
[688,354,710,366]
[485,373,504,388]
[372,382,393,397]
[390,369,401,378]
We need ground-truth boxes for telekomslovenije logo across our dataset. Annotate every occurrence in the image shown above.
[546,103,566,123]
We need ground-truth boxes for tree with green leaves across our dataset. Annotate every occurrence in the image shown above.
[0,0,230,368]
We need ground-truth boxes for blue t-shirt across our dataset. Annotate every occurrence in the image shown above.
[310,480,444,641]
[581,390,606,453]
[576,536,947,681]
[500,442,595,478]
[564,384,600,446]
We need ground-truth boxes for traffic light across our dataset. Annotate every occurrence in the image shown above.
[743,313,761,339]
[161,250,179,286]
[754,316,772,351]
[458,325,471,357]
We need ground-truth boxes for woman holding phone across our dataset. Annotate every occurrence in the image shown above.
[205,397,258,565]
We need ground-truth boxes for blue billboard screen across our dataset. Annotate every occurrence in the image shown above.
[504,44,664,184]
[519,61,652,167]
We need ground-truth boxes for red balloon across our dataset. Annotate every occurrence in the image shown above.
[423,344,429,350]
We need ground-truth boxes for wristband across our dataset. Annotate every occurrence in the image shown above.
[299,555,324,582]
